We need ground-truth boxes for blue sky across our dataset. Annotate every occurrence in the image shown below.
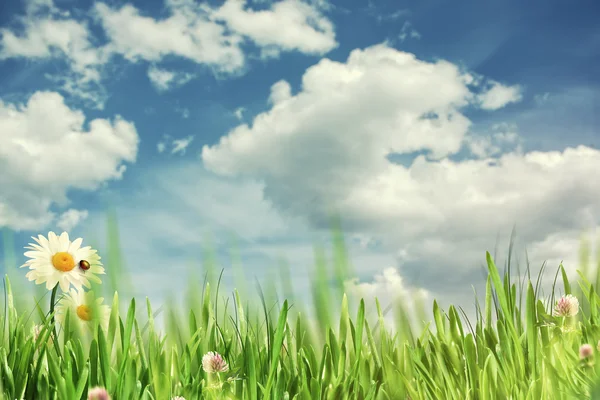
[1,0,599,327]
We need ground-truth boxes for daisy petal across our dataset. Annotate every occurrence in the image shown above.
[59,232,70,251]
[69,238,83,254]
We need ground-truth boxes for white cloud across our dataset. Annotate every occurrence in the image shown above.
[0,91,138,231]
[201,43,600,300]
[0,1,110,108]
[156,134,195,155]
[345,267,430,328]
[0,8,102,71]
[258,46,283,60]
[147,66,195,92]
[93,2,245,73]
[477,80,523,110]
[348,228,600,334]
[398,21,421,42]
[212,0,337,56]
[25,0,56,14]
[203,44,475,179]
[172,136,194,155]
[56,208,89,231]
[466,122,522,158]
[2,0,337,100]
[233,106,245,120]
[94,0,336,76]
[268,80,293,104]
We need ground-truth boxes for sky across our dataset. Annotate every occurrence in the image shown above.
[0,0,599,330]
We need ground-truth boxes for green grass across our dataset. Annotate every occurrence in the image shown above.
[1,217,600,399]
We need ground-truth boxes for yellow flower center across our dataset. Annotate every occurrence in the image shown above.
[51,252,75,272]
[76,305,92,321]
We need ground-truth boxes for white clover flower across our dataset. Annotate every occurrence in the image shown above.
[202,351,229,373]
[553,294,579,317]
[31,324,54,346]
[580,343,594,360]
[88,387,111,400]
[20,232,105,292]
[32,324,42,342]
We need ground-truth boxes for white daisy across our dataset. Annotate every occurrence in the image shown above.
[55,288,110,334]
[20,231,106,292]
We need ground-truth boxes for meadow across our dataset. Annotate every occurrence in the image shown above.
[1,216,600,400]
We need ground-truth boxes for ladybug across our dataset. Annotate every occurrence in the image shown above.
[79,260,91,272]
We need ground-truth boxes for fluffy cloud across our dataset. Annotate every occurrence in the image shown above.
[201,43,600,299]
[56,208,89,231]
[94,0,337,75]
[147,66,195,92]
[1,0,337,104]
[465,123,522,158]
[477,80,523,110]
[0,6,104,73]
[94,1,245,73]
[0,91,138,231]
[0,1,110,107]
[212,0,337,57]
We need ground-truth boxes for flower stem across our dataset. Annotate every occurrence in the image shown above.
[49,283,61,356]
